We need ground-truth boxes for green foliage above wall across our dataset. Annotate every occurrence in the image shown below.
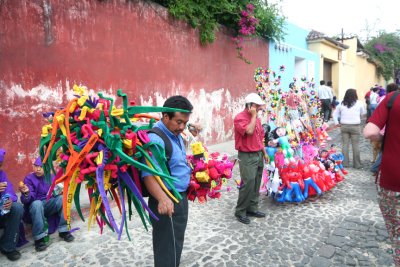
[151,0,286,45]
[364,32,400,81]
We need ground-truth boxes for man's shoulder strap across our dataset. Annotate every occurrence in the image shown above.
[147,127,173,161]
[387,91,400,109]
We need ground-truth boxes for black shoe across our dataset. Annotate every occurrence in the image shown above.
[0,249,21,261]
[235,214,250,224]
[59,232,74,242]
[34,238,48,252]
[246,211,266,218]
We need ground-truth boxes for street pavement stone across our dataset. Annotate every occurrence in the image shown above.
[0,123,396,266]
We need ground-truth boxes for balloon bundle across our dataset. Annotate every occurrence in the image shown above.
[186,142,235,203]
[39,85,189,239]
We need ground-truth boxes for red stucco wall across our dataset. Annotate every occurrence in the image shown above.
[0,0,269,186]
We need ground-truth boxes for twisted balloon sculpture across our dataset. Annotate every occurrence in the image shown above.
[39,85,189,239]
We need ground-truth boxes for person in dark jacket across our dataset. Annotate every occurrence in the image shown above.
[0,148,24,261]
[18,157,74,252]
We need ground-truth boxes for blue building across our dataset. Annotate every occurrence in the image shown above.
[269,22,320,91]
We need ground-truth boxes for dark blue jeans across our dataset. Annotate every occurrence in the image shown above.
[0,202,23,252]
[321,99,332,122]
[149,192,188,267]
[371,152,382,173]
[29,196,68,241]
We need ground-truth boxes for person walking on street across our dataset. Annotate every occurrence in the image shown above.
[365,88,372,120]
[364,90,400,266]
[327,81,335,119]
[234,93,268,224]
[317,80,333,122]
[141,95,193,267]
[0,149,24,261]
[332,89,365,169]
[369,86,380,115]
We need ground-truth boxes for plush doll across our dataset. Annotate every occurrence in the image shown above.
[207,159,221,180]
[260,167,281,195]
[328,144,348,175]
[302,144,318,163]
[268,168,281,195]
[272,127,295,164]
[265,146,278,169]
[317,149,329,164]
[276,161,305,202]
[187,179,200,202]
[263,124,278,169]
[302,163,322,199]
[316,122,332,148]
[319,160,336,190]
[190,142,206,158]
[308,161,327,194]
[214,155,234,179]
[324,158,344,183]
[259,167,269,194]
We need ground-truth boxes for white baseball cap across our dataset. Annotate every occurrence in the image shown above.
[245,93,264,105]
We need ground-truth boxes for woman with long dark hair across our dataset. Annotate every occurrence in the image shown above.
[333,89,365,169]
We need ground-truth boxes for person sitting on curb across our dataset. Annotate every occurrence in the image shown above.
[18,157,74,252]
[0,148,24,261]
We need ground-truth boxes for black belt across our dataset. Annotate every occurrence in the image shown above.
[238,150,262,154]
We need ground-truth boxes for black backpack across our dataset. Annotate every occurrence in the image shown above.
[140,127,173,197]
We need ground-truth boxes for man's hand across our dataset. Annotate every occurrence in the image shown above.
[19,184,29,194]
[0,182,7,193]
[157,196,174,217]
[264,154,270,164]
[248,105,257,117]
[3,199,12,211]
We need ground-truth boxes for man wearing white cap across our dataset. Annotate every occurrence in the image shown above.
[234,93,268,224]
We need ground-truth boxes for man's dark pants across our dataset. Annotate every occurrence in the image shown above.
[0,202,23,252]
[321,99,332,122]
[235,151,264,216]
[149,192,188,267]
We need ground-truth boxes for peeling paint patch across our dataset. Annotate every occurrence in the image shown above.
[138,87,241,145]
[16,152,26,164]
[6,83,64,104]
[28,152,39,165]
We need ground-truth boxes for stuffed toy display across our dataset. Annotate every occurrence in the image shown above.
[254,66,349,203]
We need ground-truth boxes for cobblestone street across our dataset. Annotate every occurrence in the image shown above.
[0,125,394,267]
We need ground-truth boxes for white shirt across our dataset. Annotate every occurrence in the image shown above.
[333,100,365,125]
[317,85,333,101]
[369,91,379,105]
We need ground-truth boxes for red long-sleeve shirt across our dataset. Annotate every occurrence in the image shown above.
[234,109,264,152]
